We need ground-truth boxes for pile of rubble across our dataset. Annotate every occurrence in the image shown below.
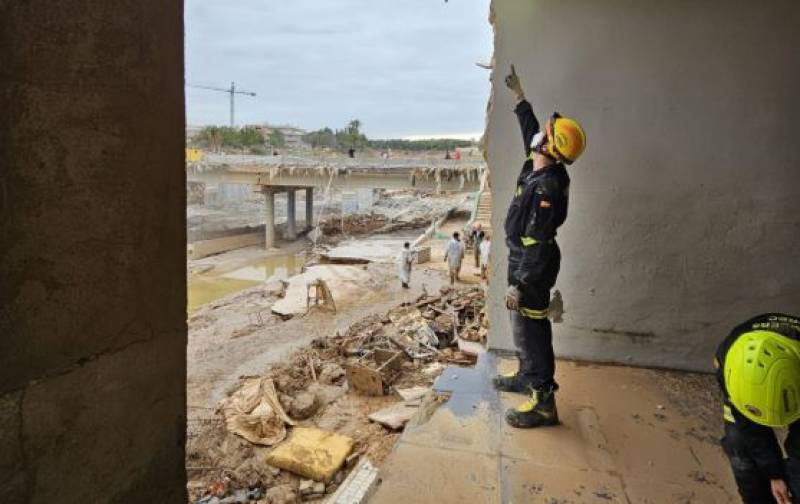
[318,212,431,237]
[187,286,486,504]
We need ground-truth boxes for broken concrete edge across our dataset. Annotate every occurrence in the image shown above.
[325,458,381,504]
[403,390,451,429]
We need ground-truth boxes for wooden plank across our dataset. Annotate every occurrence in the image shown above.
[345,364,385,396]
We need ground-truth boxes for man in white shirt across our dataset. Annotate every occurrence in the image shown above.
[479,235,491,280]
[443,232,464,285]
[398,242,415,289]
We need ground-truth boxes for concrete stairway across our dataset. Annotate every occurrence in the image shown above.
[474,189,492,234]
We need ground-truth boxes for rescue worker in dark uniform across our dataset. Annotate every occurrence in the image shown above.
[715,313,800,503]
[492,65,587,428]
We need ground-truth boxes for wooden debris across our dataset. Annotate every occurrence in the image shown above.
[345,349,404,396]
[307,278,337,313]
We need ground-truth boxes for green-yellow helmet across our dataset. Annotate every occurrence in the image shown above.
[724,330,800,427]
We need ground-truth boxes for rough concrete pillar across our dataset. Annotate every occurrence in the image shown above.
[264,188,276,249]
[305,187,314,230]
[286,188,297,240]
[487,0,800,371]
[0,0,187,501]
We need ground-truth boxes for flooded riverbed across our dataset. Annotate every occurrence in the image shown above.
[188,230,425,313]
[188,252,303,312]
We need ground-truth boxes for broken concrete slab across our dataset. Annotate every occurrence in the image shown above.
[271,265,373,316]
[367,402,419,430]
[266,427,354,483]
[456,337,486,357]
[395,386,430,402]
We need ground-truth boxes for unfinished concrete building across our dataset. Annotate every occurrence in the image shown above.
[2,0,799,502]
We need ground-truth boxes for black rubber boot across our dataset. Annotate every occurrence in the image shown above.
[493,353,536,393]
[492,372,536,393]
[505,387,559,428]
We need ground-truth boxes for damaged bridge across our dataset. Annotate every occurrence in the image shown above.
[188,159,484,247]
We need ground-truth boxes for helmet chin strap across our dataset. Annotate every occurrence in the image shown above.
[531,131,546,152]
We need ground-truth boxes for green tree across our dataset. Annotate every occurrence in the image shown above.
[367,138,473,152]
[303,127,336,149]
[193,125,265,152]
[268,129,286,148]
[239,126,264,148]
[335,119,367,149]
[195,126,224,152]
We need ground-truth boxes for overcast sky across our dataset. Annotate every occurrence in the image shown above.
[185,0,492,139]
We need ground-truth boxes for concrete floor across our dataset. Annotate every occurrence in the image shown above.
[371,355,738,503]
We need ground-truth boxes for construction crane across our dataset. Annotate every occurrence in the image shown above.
[186,81,256,127]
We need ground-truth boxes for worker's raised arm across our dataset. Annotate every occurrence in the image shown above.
[505,65,540,156]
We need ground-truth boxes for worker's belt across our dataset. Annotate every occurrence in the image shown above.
[519,307,549,320]
[520,236,554,247]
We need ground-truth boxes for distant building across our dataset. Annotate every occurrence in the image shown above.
[185,125,205,143]
[249,124,309,149]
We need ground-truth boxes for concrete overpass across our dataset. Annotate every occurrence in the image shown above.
[187,158,484,248]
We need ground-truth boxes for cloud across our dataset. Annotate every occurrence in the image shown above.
[185,0,492,138]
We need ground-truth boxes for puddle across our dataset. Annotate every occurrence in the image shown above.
[188,253,303,312]
[433,352,501,417]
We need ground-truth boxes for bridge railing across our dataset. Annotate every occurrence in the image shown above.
[195,152,486,171]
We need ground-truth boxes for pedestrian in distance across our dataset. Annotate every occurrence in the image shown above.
[479,234,491,280]
[443,231,464,285]
[494,64,587,429]
[471,224,484,268]
[398,242,415,289]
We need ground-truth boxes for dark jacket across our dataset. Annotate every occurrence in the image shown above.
[716,313,800,479]
[504,100,570,289]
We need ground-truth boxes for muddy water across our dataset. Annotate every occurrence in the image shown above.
[188,253,303,312]
[188,231,425,313]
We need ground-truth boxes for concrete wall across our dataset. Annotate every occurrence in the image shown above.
[190,232,264,260]
[0,1,187,502]
[487,0,800,371]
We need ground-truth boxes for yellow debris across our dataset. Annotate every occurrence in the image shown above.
[266,427,354,482]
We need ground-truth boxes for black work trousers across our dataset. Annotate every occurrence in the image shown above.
[721,420,800,503]
[511,311,557,391]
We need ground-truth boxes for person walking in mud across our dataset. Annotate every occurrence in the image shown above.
[398,242,415,289]
[443,231,464,285]
[479,234,491,280]
[493,64,587,428]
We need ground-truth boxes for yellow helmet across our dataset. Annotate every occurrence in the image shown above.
[724,330,800,427]
[546,115,587,164]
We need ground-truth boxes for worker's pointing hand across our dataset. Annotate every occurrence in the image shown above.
[505,64,524,100]
[771,479,792,504]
